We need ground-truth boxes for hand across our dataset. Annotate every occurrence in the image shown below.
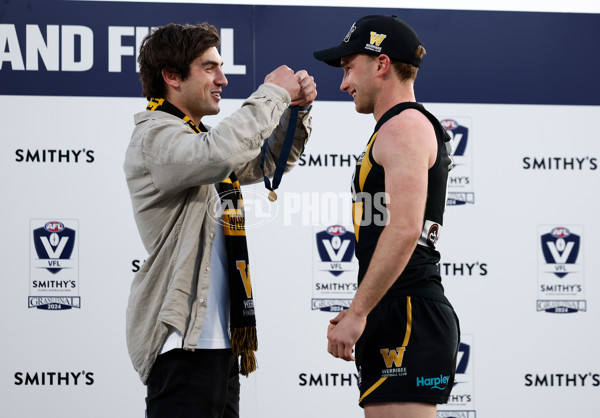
[327,308,366,361]
[290,70,317,107]
[264,65,301,102]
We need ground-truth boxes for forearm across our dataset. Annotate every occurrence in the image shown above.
[143,84,291,193]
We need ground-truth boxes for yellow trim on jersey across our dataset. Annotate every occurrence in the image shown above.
[358,132,378,193]
[352,201,364,242]
[359,377,388,404]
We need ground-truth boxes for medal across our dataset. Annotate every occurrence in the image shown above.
[268,190,277,202]
[260,107,299,207]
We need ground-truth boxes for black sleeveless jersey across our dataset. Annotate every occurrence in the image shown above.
[351,102,453,301]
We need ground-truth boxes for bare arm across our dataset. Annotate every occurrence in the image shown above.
[327,110,437,361]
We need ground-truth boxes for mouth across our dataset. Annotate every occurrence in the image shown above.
[211,91,222,100]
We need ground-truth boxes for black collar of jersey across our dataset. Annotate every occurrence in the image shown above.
[374,101,425,133]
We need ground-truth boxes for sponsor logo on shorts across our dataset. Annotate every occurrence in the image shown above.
[416,374,450,390]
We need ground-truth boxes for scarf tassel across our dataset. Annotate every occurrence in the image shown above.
[231,326,258,376]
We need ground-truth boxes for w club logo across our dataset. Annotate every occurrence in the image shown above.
[369,32,387,46]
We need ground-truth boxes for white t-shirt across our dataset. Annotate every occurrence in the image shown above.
[159,215,231,354]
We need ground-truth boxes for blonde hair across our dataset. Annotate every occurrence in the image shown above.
[391,45,426,82]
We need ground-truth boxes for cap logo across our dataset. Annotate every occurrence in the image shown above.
[344,22,357,43]
[365,32,387,52]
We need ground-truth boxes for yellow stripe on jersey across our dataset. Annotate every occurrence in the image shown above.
[358,132,378,193]
[353,131,378,243]
[352,202,363,242]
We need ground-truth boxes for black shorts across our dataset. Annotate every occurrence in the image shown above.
[355,295,460,407]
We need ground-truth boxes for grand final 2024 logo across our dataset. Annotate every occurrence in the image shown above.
[537,225,586,313]
[29,219,80,310]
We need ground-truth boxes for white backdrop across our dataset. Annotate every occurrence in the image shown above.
[1,1,599,417]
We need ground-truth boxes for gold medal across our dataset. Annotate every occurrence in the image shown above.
[268,190,277,202]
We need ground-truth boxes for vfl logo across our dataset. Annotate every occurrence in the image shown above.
[33,221,76,274]
[380,347,406,368]
[441,119,468,159]
[369,32,387,47]
[541,227,580,278]
[316,225,355,277]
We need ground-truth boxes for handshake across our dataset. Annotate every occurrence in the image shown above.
[264,65,318,107]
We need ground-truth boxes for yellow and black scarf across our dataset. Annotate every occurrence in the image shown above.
[147,98,257,376]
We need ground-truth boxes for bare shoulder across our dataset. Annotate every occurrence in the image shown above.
[372,108,437,168]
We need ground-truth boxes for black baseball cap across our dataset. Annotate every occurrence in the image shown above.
[313,15,422,67]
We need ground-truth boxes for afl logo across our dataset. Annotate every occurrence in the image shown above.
[441,119,458,130]
[551,227,570,238]
[44,221,65,232]
[326,225,347,236]
[427,224,440,247]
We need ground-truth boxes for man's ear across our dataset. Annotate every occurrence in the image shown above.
[375,54,392,76]
[162,68,181,89]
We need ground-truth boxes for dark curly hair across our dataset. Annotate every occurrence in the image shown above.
[138,22,220,99]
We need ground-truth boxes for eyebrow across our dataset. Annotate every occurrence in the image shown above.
[199,60,223,67]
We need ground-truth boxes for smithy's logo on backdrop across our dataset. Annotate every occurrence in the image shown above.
[29,219,80,310]
[440,118,474,206]
[537,225,586,313]
[438,335,476,417]
[311,225,357,312]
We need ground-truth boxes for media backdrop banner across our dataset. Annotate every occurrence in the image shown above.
[1,1,599,417]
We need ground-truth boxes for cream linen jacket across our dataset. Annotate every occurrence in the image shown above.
[123,83,312,383]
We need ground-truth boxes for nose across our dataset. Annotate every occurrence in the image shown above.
[340,74,348,92]
[216,67,228,87]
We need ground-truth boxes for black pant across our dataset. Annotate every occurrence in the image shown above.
[146,348,240,418]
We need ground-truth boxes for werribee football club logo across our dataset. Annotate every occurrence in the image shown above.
[29,219,80,310]
[537,225,586,313]
[440,118,474,206]
[312,225,357,312]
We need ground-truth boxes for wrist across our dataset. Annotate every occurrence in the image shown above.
[348,304,368,320]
